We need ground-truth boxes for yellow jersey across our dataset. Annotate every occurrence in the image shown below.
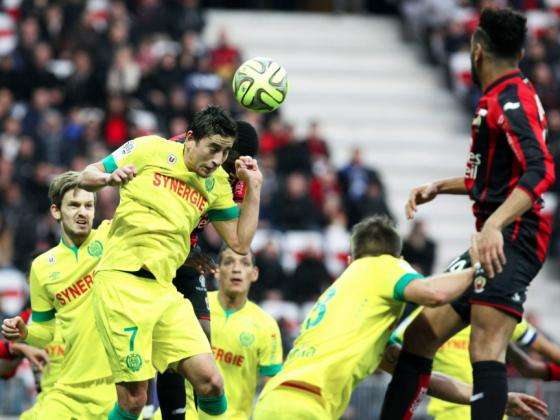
[39,322,65,391]
[390,307,537,417]
[208,291,283,420]
[28,220,113,384]
[260,255,423,419]
[98,136,238,284]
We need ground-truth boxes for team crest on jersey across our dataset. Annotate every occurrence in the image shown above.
[49,271,60,281]
[167,154,177,165]
[87,240,103,257]
[125,353,143,372]
[205,177,215,192]
[474,275,486,294]
[239,332,255,347]
[48,255,56,264]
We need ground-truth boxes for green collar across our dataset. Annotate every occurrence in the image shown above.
[60,236,79,259]
[224,308,237,319]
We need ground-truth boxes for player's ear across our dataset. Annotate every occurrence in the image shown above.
[50,204,61,221]
[185,130,195,143]
[250,267,259,283]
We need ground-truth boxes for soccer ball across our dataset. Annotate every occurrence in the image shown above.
[232,57,288,113]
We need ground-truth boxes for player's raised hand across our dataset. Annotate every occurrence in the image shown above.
[107,165,137,187]
[472,222,506,279]
[184,251,217,276]
[1,316,28,341]
[405,182,439,220]
[505,392,548,419]
[235,156,263,187]
[10,343,49,372]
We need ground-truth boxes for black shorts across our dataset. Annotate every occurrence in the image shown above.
[173,265,210,321]
[447,241,542,322]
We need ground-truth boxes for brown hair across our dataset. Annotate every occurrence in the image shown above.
[48,171,81,208]
[350,215,402,259]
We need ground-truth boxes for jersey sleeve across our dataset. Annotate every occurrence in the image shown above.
[101,136,159,174]
[498,85,555,200]
[511,319,538,347]
[258,317,283,377]
[379,258,424,302]
[29,263,55,323]
[206,174,240,222]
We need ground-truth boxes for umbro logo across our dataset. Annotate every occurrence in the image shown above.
[503,102,520,111]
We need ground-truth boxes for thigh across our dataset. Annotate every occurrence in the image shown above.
[92,270,160,383]
[470,305,517,362]
[36,387,77,420]
[152,292,212,373]
[403,304,467,358]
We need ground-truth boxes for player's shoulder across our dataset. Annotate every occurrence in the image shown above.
[31,243,65,273]
[213,167,230,184]
[247,300,278,327]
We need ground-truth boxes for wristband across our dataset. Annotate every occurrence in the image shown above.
[547,362,560,381]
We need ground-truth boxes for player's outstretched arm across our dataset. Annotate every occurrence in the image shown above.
[213,156,262,255]
[78,162,136,192]
[402,266,477,307]
[405,177,467,220]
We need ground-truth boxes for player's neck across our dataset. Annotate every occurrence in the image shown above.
[60,227,88,249]
[481,63,519,92]
[218,289,248,311]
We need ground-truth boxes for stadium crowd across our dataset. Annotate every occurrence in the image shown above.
[399,0,560,258]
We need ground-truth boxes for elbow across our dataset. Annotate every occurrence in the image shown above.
[424,290,449,308]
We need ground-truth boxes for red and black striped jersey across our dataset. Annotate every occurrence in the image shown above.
[465,70,556,262]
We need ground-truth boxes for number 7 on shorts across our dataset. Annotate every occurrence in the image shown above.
[124,326,138,352]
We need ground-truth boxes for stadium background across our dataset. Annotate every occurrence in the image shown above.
[0,0,559,418]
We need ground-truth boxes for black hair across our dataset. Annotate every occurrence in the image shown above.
[218,243,256,266]
[475,7,527,58]
[190,105,237,142]
[350,215,402,259]
[235,120,259,157]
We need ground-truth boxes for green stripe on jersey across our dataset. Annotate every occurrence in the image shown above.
[259,364,282,377]
[207,206,240,221]
[102,155,118,173]
[32,309,56,322]
[393,273,424,302]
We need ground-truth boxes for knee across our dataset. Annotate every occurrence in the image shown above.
[469,330,506,362]
[195,371,224,397]
[118,388,148,415]
[403,320,441,357]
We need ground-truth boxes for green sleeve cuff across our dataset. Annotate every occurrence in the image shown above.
[393,273,424,302]
[207,206,240,221]
[32,309,56,322]
[102,155,118,173]
[387,332,402,347]
[259,364,282,377]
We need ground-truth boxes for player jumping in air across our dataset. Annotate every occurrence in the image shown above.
[252,216,546,420]
[78,106,262,420]
[2,172,117,418]
[380,8,555,420]
[157,120,261,420]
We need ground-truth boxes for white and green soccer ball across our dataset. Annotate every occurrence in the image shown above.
[232,57,288,113]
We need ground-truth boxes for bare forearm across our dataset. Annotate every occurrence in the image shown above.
[508,343,549,380]
[532,335,560,365]
[485,188,533,230]
[78,164,110,192]
[416,268,475,307]
[236,182,261,253]
[428,371,472,404]
[435,177,468,195]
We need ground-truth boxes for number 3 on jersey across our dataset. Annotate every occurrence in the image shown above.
[303,288,337,331]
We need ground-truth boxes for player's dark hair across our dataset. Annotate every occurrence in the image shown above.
[350,215,402,259]
[235,120,259,157]
[218,243,256,266]
[48,171,81,208]
[474,8,527,58]
[190,105,237,142]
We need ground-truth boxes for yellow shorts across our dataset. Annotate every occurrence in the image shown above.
[35,378,115,420]
[92,270,211,383]
[253,387,329,420]
[186,380,198,420]
[20,391,46,420]
[429,404,470,419]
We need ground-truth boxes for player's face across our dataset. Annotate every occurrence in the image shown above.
[185,133,235,178]
[51,189,95,239]
[217,249,258,296]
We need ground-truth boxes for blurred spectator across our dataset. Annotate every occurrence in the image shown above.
[260,117,289,155]
[210,29,241,80]
[252,241,287,302]
[270,172,322,230]
[304,120,330,161]
[64,50,103,108]
[106,46,141,95]
[275,124,312,175]
[285,253,331,304]
[401,220,437,275]
[103,95,130,148]
[185,54,222,95]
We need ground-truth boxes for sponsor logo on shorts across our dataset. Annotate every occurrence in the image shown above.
[125,353,143,372]
[87,240,103,257]
[512,293,522,302]
[474,276,486,294]
[239,331,255,347]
